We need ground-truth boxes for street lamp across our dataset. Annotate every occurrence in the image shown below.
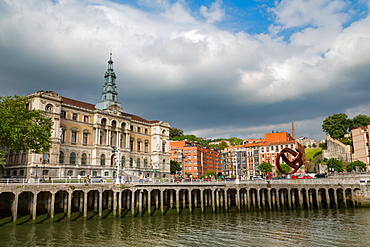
[112,146,121,183]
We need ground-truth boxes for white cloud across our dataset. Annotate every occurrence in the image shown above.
[199,0,224,23]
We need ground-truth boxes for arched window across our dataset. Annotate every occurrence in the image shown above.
[45,104,53,112]
[130,157,133,167]
[59,151,64,164]
[67,170,73,176]
[144,159,148,168]
[100,154,105,166]
[70,152,76,164]
[137,158,140,168]
[81,153,87,165]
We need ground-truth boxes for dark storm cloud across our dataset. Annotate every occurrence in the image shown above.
[1,0,370,142]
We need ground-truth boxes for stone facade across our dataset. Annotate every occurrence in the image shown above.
[322,135,352,162]
[3,55,171,179]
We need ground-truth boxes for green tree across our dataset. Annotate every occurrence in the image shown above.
[326,158,344,172]
[258,162,273,175]
[276,163,291,175]
[346,160,366,172]
[352,114,370,128]
[322,113,352,139]
[204,170,217,177]
[0,95,52,153]
[169,127,184,139]
[209,141,228,150]
[170,160,182,174]
[0,150,5,165]
[228,137,243,146]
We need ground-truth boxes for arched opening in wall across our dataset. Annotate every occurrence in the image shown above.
[45,104,53,112]
[111,120,117,128]
[101,118,107,126]
[111,154,115,166]
[100,154,106,166]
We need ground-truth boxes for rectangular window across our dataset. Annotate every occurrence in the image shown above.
[194,166,198,170]
[194,160,198,164]
[84,116,89,123]
[137,127,141,133]
[61,111,66,118]
[145,128,148,134]
[83,133,88,145]
[72,113,78,120]
[42,170,49,175]
[104,171,109,176]
[72,132,77,143]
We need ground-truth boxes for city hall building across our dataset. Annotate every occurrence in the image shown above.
[3,55,171,180]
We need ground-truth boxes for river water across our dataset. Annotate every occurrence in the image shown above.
[2,208,370,247]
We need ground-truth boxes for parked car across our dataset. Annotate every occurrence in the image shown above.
[292,172,312,179]
[90,176,104,183]
[2,175,20,183]
[251,176,264,180]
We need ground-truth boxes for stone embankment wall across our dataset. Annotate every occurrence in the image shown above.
[0,179,366,226]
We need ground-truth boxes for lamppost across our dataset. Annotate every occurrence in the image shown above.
[112,146,120,183]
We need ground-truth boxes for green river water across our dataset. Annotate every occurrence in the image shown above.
[1,208,370,247]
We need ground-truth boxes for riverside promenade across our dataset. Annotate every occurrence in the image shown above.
[1,175,370,226]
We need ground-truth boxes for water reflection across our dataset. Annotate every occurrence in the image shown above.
[2,209,370,246]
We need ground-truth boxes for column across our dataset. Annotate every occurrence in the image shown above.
[84,191,88,218]
[188,189,192,213]
[118,190,122,217]
[325,189,330,208]
[333,189,338,208]
[246,189,250,211]
[161,189,165,215]
[176,190,180,214]
[287,189,291,209]
[131,189,136,216]
[212,189,216,212]
[12,193,19,224]
[50,192,55,219]
[148,190,152,215]
[32,192,38,221]
[113,191,117,216]
[67,191,72,219]
[99,191,103,218]
[236,189,240,211]
[200,189,204,213]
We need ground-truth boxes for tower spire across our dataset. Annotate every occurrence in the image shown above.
[95,53,122,110]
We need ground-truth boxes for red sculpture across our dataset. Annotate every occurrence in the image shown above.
[276,148,304,175]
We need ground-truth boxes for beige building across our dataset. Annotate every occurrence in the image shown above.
[4,55,171,179]
[351,125,370,165]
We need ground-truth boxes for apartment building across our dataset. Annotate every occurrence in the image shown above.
[170,141,222,178]
[351,125,370,165]
[223,131,305,177]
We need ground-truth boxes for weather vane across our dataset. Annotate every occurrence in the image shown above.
[276,148,304,175]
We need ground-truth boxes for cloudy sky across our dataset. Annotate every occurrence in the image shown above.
[1,0,370,141]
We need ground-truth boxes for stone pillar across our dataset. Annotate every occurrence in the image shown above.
[112,191,117,216]
[84,191,88,218]
[325,189,330,208]
[245,189,250,211]
[139,190,143,216]
[236,189,240,211]
[12,193,19,224]
[224,189,228,211]
[306,189,310,209]
[170,190,174,209]
[333,189,338,208]
[67,191,72,219]
[148,190,152,215]
[118,191,122,216]
[50,192,55,219]
[287,189,291,209]
[183,190,186,209]
[131,189,136,216]
[212,189,216,212]
[189,189,192,214]
[161,189,165,215]
[298,189,304,209]
[99,191,103,217]
[200,189,204,213]
[256,189,261,209]
[32,192,38,221]
[176,190,180,214]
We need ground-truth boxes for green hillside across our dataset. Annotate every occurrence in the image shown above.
[305,148,322,161]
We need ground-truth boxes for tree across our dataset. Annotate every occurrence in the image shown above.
[352,114,370,128]
[276,163,291,175]
[346,160,366,172]
[169,127,184,139]
[258,162,273,175]
[326,158,344,172]
[322,113,352,139]
[0,95,52,153]
[204,170,217,177]
[170,160,182,174]
[228,137,243,146]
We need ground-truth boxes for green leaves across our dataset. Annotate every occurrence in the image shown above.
[0,95,52,153]
[257,161,273,174]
